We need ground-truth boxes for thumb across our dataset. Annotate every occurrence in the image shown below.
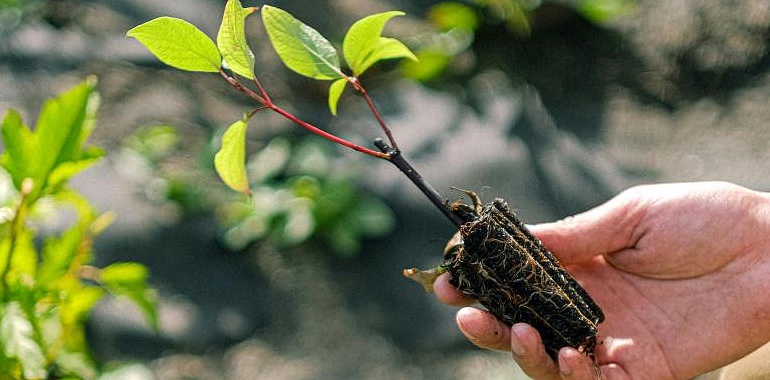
[527,193,644,265]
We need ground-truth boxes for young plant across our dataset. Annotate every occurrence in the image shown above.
[128,1,604,362]
[126,2,461,224]
[0,78,157,379]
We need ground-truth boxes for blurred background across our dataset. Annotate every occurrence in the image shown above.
[1,0,769,378]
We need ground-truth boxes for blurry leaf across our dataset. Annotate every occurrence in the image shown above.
[288,138,330,176]
[247,137,291,183]
[124,124,179,161]
[37,189,102,285]
[36,78,98,171]
[102,262,158,331]
[37,222,87,285]
[350,197,394,237]
[401,49,450,81]
[0,302,47,380]
[98,363,155,380]
[0,228,36,286]
[428,2,480,31]
[54,350,98,380]
[480,0,532,36]
[290,175,320,199]
[578,0,636,23]
[327,78,347,116]
[261,5,343,80]
[0,109,35,189]
[8,228,36,281]
[215,119,250,194]
[102,262,149,286]
[342,11,417,76]
[60,285,105,328]
[46,152,104,194]
[327,222,360,257]
[127,17,222,73]
[1,78,99,199]
[217,0,257,79]
[281,198,314,245]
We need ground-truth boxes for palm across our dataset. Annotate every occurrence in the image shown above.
[437,182,770,380]
[572,254,752,379]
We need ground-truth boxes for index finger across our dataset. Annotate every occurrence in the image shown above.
[433,272,475,306]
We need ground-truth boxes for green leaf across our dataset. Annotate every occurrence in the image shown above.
[400,49,450,82]
[342,11,416,76]
[327,78,348,116]
[37,189,102,286]
[127,17,222,73]
[0,109,35,188]
[427,2,480,32]
[261,5,343,80]
[1,302,47,380]
[36,78,99,189]
[1,78,100,199]
[579,0,637,23]
[217,0,257,79]
[60,285,104,328]
[214,119,250,194]
[356,37,416,76]
[102,262,158,331]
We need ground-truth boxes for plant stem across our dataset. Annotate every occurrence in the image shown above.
[221,71,389,159]
[373,138,462,227]
[269,105,389,159]
[222,71,463,228]
[1,179,32,299]
[350,78,399,151]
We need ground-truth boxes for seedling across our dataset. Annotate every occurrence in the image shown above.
[128,1,603,361]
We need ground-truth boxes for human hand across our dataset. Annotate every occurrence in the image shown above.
[434,181,770,380]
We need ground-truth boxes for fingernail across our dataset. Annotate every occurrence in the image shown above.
[510,324,527,356]
[558,349,575,377]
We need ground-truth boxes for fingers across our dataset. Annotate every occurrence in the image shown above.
[509,323,560,378]
[510,323,603,380]
[433,273,475,306]
[456,310,613,380]
[557,348,602,379]
[455,307,511,350]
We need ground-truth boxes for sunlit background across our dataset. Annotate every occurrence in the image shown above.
[1,0,769,378]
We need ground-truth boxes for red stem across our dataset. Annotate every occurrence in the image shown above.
[268,104,388,158]
[220,70,388,159]
[349,78,399,151]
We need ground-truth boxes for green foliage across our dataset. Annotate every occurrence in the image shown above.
[214,118,251,194]
[118,124,210,216]
[128,1,416,195]
[327,78,348,116]
[260,7,415,113]
[579,0,637,23]
[126,17,222,73]
[219,137,394,256]
[261,5,343,81]
[0,79,157,379]
[218,0,257,79]
[342,11,417,77]
[1,78,103,203]
[403,0,638,82]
